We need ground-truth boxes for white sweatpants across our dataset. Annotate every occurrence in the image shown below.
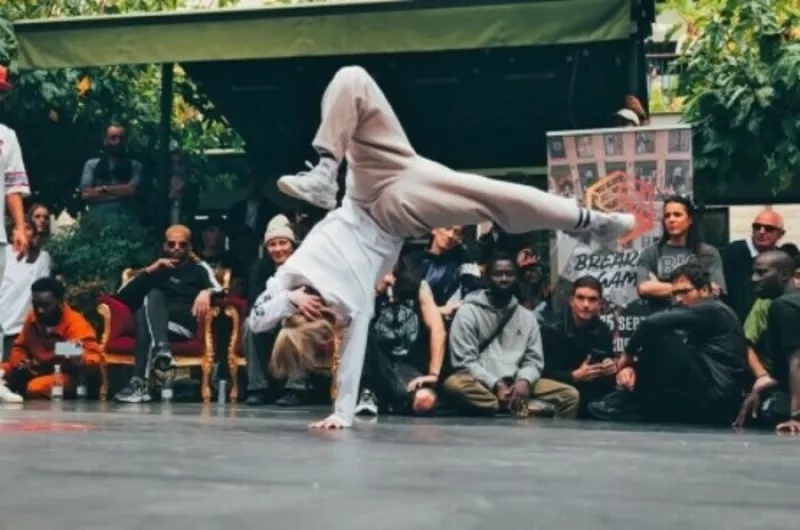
[312,65,594,239]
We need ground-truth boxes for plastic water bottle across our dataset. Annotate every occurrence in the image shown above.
[75,373,88,400]
[160,378,173,403]
[217,380,227,405]
[51,365,64,401]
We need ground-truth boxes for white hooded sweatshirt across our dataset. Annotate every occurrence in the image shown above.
[248,197,403,426]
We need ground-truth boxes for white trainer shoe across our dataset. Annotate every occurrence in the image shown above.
[590,212,636,253]
[277,159,339,211]
[0,384,23,403]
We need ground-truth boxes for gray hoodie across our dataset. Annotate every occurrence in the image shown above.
[449,290,544,389]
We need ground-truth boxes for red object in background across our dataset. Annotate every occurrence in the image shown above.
[0,419,95,434]
[0,66,12,92]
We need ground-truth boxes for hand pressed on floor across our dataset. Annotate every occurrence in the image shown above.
[776,419,800,435]
[309,415,346,430]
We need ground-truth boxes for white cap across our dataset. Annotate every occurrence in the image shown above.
[264,214,296,244]
[616,108,640,126]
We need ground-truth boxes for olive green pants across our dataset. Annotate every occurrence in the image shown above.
[443,372,579,419]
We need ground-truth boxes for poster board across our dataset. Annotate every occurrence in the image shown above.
[546,125,693,353]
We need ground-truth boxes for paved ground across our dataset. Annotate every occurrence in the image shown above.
[0,402,797,530]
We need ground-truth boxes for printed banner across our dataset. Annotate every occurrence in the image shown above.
[546,125,693,353]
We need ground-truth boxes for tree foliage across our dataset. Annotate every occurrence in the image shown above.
[674,0,800,198]
[0,0,245,214]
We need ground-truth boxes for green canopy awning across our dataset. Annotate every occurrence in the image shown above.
[14,0,632,70]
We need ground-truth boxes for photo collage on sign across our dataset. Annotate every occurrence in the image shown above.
[546,126,693,353]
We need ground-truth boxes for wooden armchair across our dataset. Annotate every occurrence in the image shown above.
[97,267,231,403]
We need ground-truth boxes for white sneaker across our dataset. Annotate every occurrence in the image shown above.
[277,159,339,210]
[355,388,378,416]
[590,212,636,253]
[0,384,23,403]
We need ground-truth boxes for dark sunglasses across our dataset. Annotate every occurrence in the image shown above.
[166,240,189,249]
[752,223,782,233]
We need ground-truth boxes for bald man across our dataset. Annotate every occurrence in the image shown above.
[113,225,224,403]
[734,250,796,429]
[722,210,785,322]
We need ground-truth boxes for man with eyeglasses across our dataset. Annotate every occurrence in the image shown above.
[722,210,785,322]
[588,263,748,424]
[114,224,223,403]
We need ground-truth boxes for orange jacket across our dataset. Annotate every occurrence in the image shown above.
[2,304,101,371]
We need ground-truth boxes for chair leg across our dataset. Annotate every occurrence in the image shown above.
[99,362,108,401]
[229,358,239,404]
[201,360,212,404]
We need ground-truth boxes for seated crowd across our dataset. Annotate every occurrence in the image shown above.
[2,199,800,434]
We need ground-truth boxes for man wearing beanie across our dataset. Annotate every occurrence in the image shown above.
[244,214,307,406]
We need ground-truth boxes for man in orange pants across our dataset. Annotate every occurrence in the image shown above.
[0,278,101,400]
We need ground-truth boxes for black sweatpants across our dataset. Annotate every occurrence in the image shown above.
[362,332,429,413]
[133,288,196,379]
[635,332,735,425]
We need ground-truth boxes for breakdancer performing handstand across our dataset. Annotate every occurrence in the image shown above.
[248,66,636,429]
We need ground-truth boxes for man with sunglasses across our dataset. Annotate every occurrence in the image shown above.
[722,210,785,322]
[588,263,748,424]
[114,225,223,403]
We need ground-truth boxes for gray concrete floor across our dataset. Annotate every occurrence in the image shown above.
[0,402,797,530]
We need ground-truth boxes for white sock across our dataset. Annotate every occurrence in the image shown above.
[574,208,600,231]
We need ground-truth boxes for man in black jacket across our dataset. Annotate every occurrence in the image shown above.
[541,276,616,417]
[114,224,223,403]
[721,210,784,321]
[767,290,800,434]
[589,263,748,424]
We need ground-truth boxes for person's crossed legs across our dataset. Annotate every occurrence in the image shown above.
[443,372,579,418]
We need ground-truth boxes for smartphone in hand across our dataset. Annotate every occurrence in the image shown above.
[588,348,610,365]
[55,342,82,358]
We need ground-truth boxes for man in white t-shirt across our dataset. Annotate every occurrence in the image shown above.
[0,217,51,354]
[0,67,32,402]
[0,68,32,343]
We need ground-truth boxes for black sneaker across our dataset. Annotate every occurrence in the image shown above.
[151,343,174,372]
[114,377,151,403]
[245,390,270,407]
[276,390,304,407]
[587,390,642,422]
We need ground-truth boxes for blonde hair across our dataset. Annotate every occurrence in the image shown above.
[270,307,338,379]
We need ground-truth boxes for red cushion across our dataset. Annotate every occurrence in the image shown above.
[97,294,135,339]
[223,296,248,317]
[106,337,205,357]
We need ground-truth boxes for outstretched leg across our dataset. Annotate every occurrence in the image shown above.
[279,66,635,247]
